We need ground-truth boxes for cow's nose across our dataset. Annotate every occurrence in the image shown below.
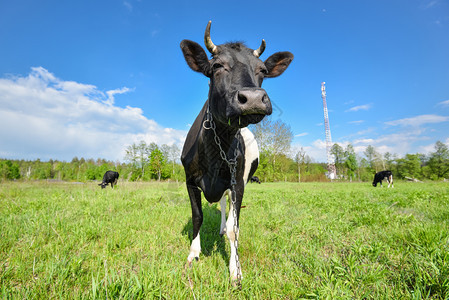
[237,89,267,105]
[236,88,270,114]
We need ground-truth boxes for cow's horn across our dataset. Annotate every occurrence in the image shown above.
[204,20,218,55]
[253,39,266,58]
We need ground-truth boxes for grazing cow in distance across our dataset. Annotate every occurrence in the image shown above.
[372,170,393,188]
[250,176,261,184]
[180,21,293,282]
[99,171,119,189]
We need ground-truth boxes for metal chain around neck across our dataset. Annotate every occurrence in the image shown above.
[203,104,242,287]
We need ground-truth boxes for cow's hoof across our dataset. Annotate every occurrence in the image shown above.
[231,278,242,290]
[220,228,226,236]
[187,254,199,265]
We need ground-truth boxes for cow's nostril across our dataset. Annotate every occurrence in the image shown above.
[238,92,248,104]
[262,94,268,103]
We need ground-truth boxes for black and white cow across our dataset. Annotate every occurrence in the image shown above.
[180,21,293,281]
[98,171,119,189]
[372,170,393,188]
[250,176,261,184]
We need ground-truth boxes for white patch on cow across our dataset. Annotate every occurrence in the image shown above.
[226,200,242,280]
[188,233,201,263]
[219,190,230,235]
[240,127,259,184]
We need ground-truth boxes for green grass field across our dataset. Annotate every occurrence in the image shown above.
[1,181,448,299]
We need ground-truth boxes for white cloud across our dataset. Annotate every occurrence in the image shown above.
[418,138,449,155]
[438,99,449,107]
[385,114,449,127]
[0,67,186,161]
[123,1,133,12]
[424,0,439,9]
[105,87,133,105]
[295,132,308,137]
[346,104,372,112]
[418,143,437,155]
[348,120,364,125]
[351,128,431,156]
[353,138,375,145]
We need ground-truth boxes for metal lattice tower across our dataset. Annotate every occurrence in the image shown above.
[321,82,337,179]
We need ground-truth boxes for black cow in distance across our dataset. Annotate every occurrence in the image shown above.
[99,171,119,189]
[250,176,261,184]
[372,170,393,188]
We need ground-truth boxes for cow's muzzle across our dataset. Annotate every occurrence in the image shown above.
[236,88,272,116]
[224,88,272,128]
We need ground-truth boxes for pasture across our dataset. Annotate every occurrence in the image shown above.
[1,181,448,299]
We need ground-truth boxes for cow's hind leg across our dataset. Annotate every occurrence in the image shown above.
[220,190,230,235]
[225,192,242,281]
[187,184,203,264]
[388,175,394,188]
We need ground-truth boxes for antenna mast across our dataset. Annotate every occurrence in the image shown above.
[321,82,337,179]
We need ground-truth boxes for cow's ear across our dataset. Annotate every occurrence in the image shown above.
[264,52,294,78]
[180,40,211,77]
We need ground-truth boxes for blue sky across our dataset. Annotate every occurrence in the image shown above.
[0,0,448,162]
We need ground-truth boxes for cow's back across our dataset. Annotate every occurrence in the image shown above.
[103,171,119,181]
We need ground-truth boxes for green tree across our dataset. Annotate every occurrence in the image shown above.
[344,144,358,182]
[295,147,307,183]
[0,160,20,180]
[330,143,345,177]
[383,152,394,170]
[251,117,293,181]
[428,141,449,179]
[125,141,151,179]
[364,145,383,172]
[161,144,180,176]
[397,154,422,179]
[149,146,166,181]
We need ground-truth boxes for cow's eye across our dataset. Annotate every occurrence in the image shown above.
[257,67,268,76]
[213,63,224,71]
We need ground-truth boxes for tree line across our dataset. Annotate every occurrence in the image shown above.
[1,118,448,182]
[249,118,449,182]
[329,141,449,181]
[0,142,184,182]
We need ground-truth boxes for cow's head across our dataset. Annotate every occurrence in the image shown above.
[180,21,293,129]
[98,182,107,189]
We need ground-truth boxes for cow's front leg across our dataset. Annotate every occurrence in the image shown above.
[187,184,203,265]
[226,189,243,281]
